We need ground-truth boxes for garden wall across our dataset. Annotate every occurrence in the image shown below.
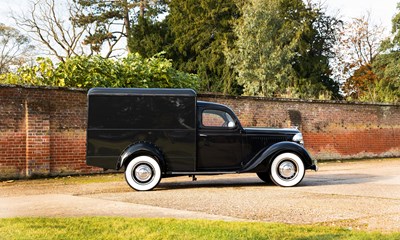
[1,85,399,179]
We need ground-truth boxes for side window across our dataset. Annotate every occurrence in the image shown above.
[202,109,235,128]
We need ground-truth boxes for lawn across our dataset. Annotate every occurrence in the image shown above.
[0,217,399,240]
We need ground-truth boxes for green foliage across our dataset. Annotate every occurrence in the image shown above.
[292,3,341,100]
[370,52,400,103]
[73,0,343,99]
[168,0,240,95]
[389,3,400,50]
[225,0,339,99]
[73,0,131,52]
[128,17,171,58]
[0,53,199,89]
[225,0,289,97]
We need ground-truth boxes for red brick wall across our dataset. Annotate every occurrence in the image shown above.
[0,85,99,179]
[0,85,399,179]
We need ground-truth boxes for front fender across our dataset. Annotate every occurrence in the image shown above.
[240,142,314,173]
[118,142,165,170]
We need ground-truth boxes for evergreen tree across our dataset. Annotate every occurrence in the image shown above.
[128,16,170,58]
[292,2,341,99]
[167,0,240,94]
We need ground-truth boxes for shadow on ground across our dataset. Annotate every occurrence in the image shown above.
[153,172,381,191]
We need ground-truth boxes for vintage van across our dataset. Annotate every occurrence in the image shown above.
[86,88,317,191]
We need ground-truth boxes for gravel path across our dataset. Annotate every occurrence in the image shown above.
[1,159,400,232]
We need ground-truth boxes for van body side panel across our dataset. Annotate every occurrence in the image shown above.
[86,90,196,171]
[87,129,196,170]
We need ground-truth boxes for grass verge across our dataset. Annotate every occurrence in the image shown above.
[0,217,399,240]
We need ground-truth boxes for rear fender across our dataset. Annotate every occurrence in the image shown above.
[118,142,165,170]
[240,142,314,172]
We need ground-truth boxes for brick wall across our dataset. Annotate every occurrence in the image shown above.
[0,85,399,179]
[0,85,98,179]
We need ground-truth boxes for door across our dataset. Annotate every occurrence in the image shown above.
[197,108,242,171]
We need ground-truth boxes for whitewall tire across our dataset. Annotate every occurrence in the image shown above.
[125,156,161,191]
[270,153,305,187]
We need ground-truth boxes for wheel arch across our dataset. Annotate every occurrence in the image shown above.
[241,142,314,172]
[118,142,165,171]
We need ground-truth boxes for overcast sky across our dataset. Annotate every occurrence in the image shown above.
[0,0,398,36]
[1,0,398,27]
[326,0,398,32]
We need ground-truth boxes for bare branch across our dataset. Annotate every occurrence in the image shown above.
[11,0,113,61]
[0,23,35,73]
[333,12,385,81]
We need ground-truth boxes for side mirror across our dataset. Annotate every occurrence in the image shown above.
[228,121,236,128]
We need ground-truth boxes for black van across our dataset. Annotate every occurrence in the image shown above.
[87,88,317,191]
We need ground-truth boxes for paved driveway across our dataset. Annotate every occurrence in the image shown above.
[1,159,400,232]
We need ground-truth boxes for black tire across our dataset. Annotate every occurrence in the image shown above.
[256,172,273,184]
[124,155,161,191]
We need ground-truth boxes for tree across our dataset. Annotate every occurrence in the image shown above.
[13,0,97,62]
[368,3,400,103]
[128,14,170,58]
[225,0,287,97]
[333,13,385,99]
[226,0,339,98]
[292,1,341,99]
[0,23,35,73]
[371,53,400,103]
[168,0,240,94]
[74,0,167,55]
[14,0,85,61]
[343,64,378,100]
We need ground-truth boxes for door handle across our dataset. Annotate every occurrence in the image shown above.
[199,134,207,137]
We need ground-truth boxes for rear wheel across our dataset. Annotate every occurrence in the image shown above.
[270,153,305,187]
[125,156,161,191]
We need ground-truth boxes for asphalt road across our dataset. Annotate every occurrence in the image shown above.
[1,159,400,232]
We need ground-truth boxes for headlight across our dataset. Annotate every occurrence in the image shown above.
[292,133,304,145]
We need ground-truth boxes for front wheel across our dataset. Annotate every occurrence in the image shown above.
[256,172,273,184]
[270,153,305,187]
[125,156,161,191]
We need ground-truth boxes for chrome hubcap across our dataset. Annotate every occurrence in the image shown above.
[278,161,297,179]
[134,164,152,182]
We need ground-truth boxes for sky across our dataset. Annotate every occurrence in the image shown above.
[0,0,399,40]
[325,0,399,34]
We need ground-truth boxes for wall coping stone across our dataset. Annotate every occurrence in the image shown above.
[1,84,398,107]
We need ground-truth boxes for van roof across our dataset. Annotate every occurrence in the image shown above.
[88,88,197,97]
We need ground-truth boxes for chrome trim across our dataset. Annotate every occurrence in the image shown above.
[278,161,297,179]
[292,133,304,145]
[134,164,152,182]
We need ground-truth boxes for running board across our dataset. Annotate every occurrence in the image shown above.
[168,171,238,175]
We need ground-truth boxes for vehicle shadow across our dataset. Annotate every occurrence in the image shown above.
[155,173,381,191]
[302,173,382,186]
[156,177,269,190]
